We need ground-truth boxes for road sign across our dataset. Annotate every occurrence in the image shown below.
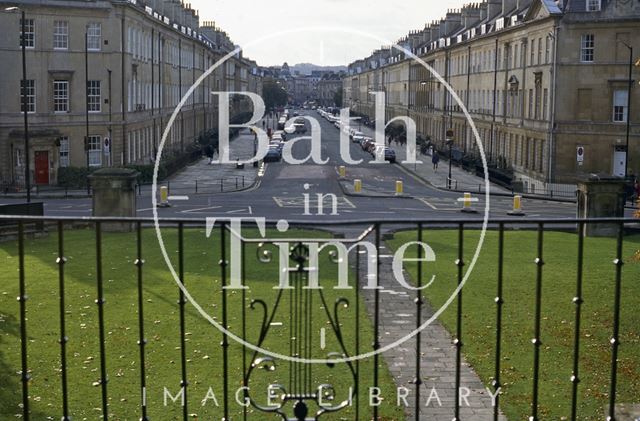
[577,146,585,165]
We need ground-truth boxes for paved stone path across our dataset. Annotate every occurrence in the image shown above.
[161,128,261,195]
[357,239,506,420]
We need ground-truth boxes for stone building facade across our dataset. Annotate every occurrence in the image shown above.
[317,76,344,107]
[344,0,639,191]
[0,0,263,187]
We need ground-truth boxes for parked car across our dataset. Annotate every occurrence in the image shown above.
[371,146,396,163]
[273,130,286,141]
[269,140,284,151]
[264,145,282,162]
[352,134,366,144]
[294,123,307,133]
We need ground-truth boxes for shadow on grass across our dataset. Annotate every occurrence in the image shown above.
[0,312,50,419]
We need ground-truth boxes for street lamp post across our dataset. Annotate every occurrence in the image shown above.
[84,29,91,195]
[5,7,31,201]
[446,129,454,190]
[20,9,30,202]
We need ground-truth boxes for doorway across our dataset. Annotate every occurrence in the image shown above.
[612,146,626,178]
[34,150,49,185]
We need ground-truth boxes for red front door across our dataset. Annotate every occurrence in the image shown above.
[34,151,49,185]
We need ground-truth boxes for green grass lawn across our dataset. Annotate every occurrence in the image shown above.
[389,229,640,420]
[0,227,404,420]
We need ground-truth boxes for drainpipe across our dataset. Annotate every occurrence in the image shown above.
[121,15,126,165]
[521,38,528,127]
[151,28,155,151]
[179,38,183,153]
[491,38,499,163]
[548,23,560,183]
[465,45,471,154]
[443,48,450,149]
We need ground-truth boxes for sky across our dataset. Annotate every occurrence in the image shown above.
[189,0,465,67]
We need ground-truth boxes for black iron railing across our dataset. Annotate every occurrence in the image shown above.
[0,216,638,420]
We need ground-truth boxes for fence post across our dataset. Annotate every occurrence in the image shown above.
[235,178,238,190]
[167,181,171,195]
[195,180,198,194]
[220,179,223,192]
[242,176,245,188]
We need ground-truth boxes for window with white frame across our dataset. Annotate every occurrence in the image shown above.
[87,23,101,51]
[88,135,102,167]
[53,80,69,112]
[59,137,70,167]
[20,18,35,48]
[537,38,542,65]
[586,0,601,11]
[87,80,101,112]
[545,37,551,63]
[613,89,628,122]
[581,34,595,62]
[53,21,68,49]
[20,79,35,113]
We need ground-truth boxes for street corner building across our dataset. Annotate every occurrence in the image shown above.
[344,0,640,193]
[0,0,264,189]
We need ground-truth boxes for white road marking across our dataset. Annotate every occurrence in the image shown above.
[320,328,326,350]
[226,208,251,214]
[417,198,438,210]
[168,196,190,201]
[181,206,222,214]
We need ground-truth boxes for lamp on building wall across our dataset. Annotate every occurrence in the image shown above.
[5,6,30,202]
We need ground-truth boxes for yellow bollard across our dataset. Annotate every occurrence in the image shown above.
[159,186,171,208]
[460,192,478,213]
[339,166,346,178]
[463,192,472,210]
[354,179,362,193]
[508,195,525,216]
[396,180,404,195]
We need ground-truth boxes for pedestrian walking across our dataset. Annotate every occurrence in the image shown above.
[432,152,440,171]
[205,144,214,165]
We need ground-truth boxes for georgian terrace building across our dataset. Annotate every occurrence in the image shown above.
[0,0,263,187]
[344,0,639,191]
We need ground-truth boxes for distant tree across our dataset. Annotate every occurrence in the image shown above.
[333,89,343,108]
[262,79,289,111]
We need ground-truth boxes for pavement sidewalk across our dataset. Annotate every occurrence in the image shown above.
[159,127,261,195]
[0,127,264,201]
[355,125,512,195]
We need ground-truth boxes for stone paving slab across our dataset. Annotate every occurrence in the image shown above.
[356,238,507,420]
